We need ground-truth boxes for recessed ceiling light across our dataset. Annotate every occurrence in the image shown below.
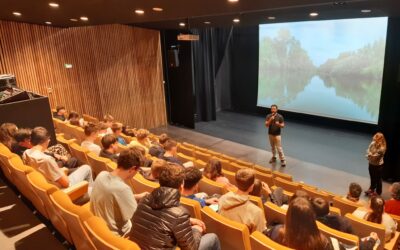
[13,12,22,16]
[152,7,163,12]
[70,18,78,22]
[80,16,88,21]
[361,9,372,13]
[45,21,52,25]
[135,9,145,15]
[228,0,239,2]
[48,2,59,8]
[268,16,276,20]
[233,18,240,23]
[309,12,319,17]
[204,21,211,24]
[179,22,186,27]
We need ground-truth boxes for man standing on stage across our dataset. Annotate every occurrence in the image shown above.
[265,104,286,167]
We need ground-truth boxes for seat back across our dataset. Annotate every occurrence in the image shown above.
[264,201,286,226]
[253,165,272,174]
[106,161,117,172]
[69,143,90,165]
[129,173,159,194]
[194,159,207,170]
[64,123,78,140]
[272,171,293,181]
[177,152,195,164]
[273,177,301,193]
[345,213,386,250]
[194,151,212,163]
[82,114,99,124]
[57,122,69,138]
[225,162,246,173]
[27,171,72,243]
[221,169,236,186]
[218,158,231,172]
[116,143,128,154]
[56,134,76,153]
[236,159,254,168]
[250,231,294,250]
[255,171,274,187]
[329,206,342,216]
[302,186,331,201]
[317,221,359,247]
[86,152,111,177]
[72,126,86,144]
[0,143,14,182]
[50,190,96,250]
[177,144,194,157]
[201,206,251,250]
[198,177,226,195]
[180,197,202,220]
[332,197,362,216]
[84,216,140,250]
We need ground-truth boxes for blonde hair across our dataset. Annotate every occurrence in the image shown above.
[373,132,387,150]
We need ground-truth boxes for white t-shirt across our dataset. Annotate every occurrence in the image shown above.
[81,140,101,156]
[23,148,64,187]
[90,171,137,236]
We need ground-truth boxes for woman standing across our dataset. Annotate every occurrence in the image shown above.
[366,132,387,196]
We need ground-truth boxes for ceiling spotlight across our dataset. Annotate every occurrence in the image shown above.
[204,21,211,24]
[135,9,145,15]
[179,22,186,27]
[70,18,78,22]
[268,16,276,20]
[80,16,89,21]
[228,0,239,2]
[361,9,372,13]
[45,21,52,25]
[333,1,347,5]
[233,18,240,23]
[12,12,22,16]
[49,2,59,8]
[309,12,319,17]
[152,7,163,12]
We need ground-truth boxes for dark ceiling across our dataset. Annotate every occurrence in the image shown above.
[0,0,399,29]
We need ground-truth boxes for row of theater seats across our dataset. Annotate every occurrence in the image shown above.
[0,142,140,250]
[54,113,400,249]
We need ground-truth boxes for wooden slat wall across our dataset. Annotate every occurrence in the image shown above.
[0,21,167,129]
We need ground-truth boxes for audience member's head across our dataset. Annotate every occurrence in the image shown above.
[84,123,99,139]
[235,168,255,193]
[131,145,146,156]
[249,178,262,197]
[98,122,108,134]
[0,123,18,147]
[159,133,169,146]
[183,167,203,192]
[366,196,385,224]
[56,105,66,115]
[347,182,362,201]
[203,158,223,181]
[14,128,32,148]
[67,111,80,126]
[123,126,136,137]
[390,182,400,201]
[290,190,310,203]
[103,114,114,127]
[111,122,123,135]
[285,197,328,250]
[136,129,149,141]
[164,139,178,155]
[101,134,118,152]
[150,159,168,180]
[311,197,330,218]
[117,149,144,178]
[159,164,185,189]
[30,127,50,148]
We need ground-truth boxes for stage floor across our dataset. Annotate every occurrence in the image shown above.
[151,111,390,198]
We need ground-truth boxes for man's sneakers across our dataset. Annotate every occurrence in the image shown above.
[281,160,286,167]
[269,157,277,163]
[269,157,286,167]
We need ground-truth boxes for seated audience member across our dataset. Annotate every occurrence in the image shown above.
[53,105,66,121]
[353,196,397,242]
[0,123,18,149]
[90,149,147,236]
[182,167,219,207]
[385,182,400,216]
[122,125,137,137]
[23,127,93,192]
[100,134,119,162]
[203,158,231,186]
[66,111,86,127]
[130,165,221,250]
[312,197,353,234]
[344,182,368,207]
[103,114,114,134]
[161,139,193,167]
[11,128,32,156]
[81,123,101,156]
[149,133,169,157]
[143,158,168,182]
[97,122,109,137]
[111,122,127,145]
[128,129,151,154]
[218,168,266,233]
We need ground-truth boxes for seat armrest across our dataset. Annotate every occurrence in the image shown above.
[64,181,89,201]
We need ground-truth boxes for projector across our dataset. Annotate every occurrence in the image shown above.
[177,33,199,41]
